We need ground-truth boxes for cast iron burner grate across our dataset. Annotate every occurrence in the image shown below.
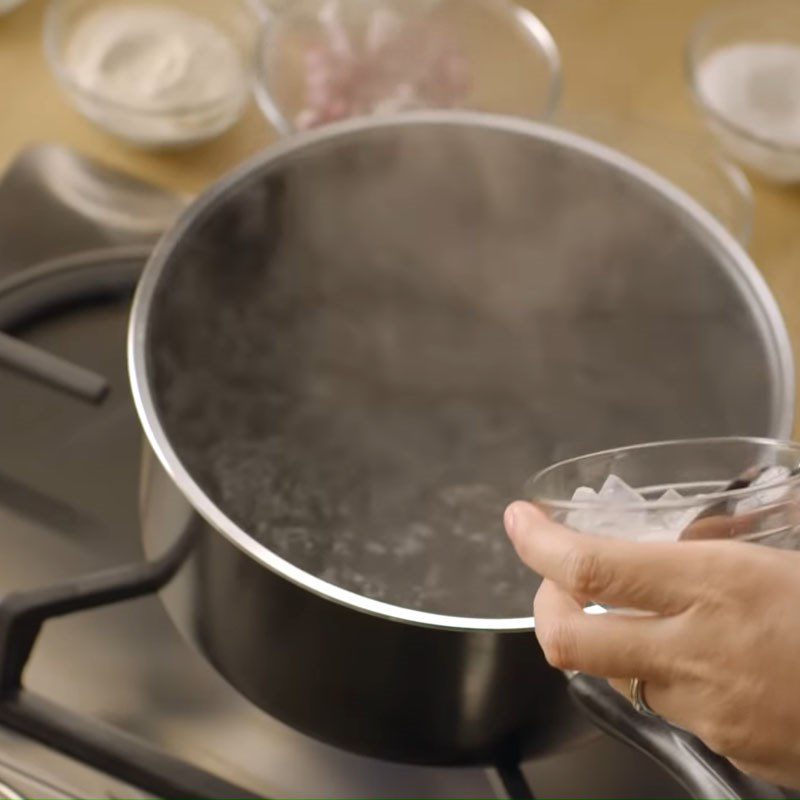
[0,247,537,800]
[0,549,535,799]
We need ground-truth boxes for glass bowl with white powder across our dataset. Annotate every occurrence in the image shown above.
[527,438,800,548]
[687,0,800,183]
[45,0,263,149]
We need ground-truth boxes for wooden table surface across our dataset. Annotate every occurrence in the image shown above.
[2,0,800,431]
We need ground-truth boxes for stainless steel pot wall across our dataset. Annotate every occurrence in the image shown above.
[139,449,584,763]
[129,114,794,769]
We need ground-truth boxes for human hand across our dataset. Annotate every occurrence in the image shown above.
[504,500,800,788]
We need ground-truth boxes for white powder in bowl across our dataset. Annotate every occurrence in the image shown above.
[695,42,800,181]
[62,3,247,146]
[697,42,800,147]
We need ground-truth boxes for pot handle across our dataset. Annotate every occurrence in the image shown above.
[567,673,785,800]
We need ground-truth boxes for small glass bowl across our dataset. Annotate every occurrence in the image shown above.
[44,0,262,150]
[686,0,800,183]
[527,437,800,547]
[254,0,561,136]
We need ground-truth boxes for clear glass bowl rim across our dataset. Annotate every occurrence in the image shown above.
[43,0,261,118]
[253,0,563,136]
[527,436,800,512]
[685,0,800,156]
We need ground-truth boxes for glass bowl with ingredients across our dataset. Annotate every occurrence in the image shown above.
[686,0,800,183]
[44,0,263,149]
[527,438,800,547]
[254,0,561,135]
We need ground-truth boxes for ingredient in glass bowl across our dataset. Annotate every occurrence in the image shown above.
[294,0,472,130]
[62,3,247,145]
[565,468,792,542]
[697,43,800,148]
[565,476,698,542]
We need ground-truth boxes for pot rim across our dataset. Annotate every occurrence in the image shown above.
[127,110,795,632]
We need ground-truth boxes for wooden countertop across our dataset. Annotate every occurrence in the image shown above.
[2,0,800,431]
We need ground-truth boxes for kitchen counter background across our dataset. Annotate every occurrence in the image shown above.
[2,0,800,432]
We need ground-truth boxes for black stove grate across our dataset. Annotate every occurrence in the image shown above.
[0,546,262,799]
[0,227,538,800]
[0,545,536,799]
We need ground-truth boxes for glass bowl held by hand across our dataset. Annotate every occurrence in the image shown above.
[526,438,800,548]
[254,0,561,135]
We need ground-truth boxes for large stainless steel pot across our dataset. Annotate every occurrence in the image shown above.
[129,113,793,796]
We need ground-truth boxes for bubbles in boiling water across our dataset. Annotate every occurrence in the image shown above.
[207,434,535,617]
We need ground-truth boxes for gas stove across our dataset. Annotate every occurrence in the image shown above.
[0,145,687,799]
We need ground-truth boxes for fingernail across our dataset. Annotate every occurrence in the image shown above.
[504,502,521,538]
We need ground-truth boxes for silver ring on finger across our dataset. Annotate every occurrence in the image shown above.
[629,677,660,718]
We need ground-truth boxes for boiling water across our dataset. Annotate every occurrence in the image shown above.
[207,426,537,616]
[147,125,776,619]
[152,176,549,617]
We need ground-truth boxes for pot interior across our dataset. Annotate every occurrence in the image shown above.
[140,117,790,619]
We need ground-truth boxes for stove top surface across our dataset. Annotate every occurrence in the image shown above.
[0,145,687,799]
